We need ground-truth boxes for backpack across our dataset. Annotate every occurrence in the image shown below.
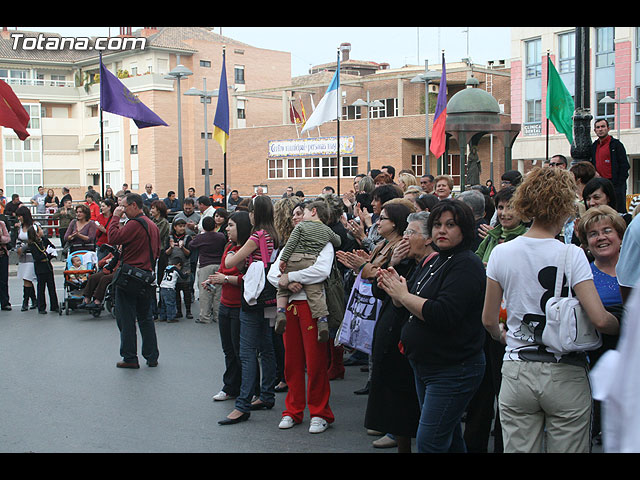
[542,245,603,355]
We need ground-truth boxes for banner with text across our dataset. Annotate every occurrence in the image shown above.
[268,136,355,158]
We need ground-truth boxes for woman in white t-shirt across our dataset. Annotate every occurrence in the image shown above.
[482,167,619,453]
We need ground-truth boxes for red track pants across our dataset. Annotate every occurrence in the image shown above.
[283,300,334,424]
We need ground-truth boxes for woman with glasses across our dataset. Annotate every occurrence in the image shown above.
[365,211,437,453]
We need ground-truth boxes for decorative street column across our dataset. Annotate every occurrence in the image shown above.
[570,27,593,164]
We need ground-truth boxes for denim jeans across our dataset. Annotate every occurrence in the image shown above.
[235,307,277,413]
[410,352,485,453]
[159,287,177,321]
[218,304,241,397]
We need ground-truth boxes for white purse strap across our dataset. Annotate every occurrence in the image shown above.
[554,244,574,299]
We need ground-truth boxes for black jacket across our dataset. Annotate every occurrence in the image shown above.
[590,136,630,188]
[400,245,486,366]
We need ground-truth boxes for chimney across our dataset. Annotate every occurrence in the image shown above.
[340,42,351,62]
[119,27,132,37]
[140,27,158,37]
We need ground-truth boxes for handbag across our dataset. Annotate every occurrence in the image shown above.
[542,245,603,355]
[241,231,277,311]
[112,217,156,297]
[336,271,381,355]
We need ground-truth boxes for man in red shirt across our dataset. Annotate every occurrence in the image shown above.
[108,193,161,369]
[591,119,630,213]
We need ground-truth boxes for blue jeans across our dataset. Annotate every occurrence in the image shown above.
[159,287,177,321]
[235,307,276,413]
[410,352,485,453]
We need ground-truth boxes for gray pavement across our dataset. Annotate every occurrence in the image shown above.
[0,269,384,453]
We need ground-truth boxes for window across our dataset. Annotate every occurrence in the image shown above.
[596,90,616,126]
[525,38,542,78]
[596,27,615,68]
[342,105,361,120]
[3,168,42,198]
[237,99,246,119]
[130,134,138,154]
[558,31,575,73]
[268,159,284,179]
[287,158,303,178]
[321,157,337,177]
[235,65,245,84]
[636,28,640,62]
[636,87,640,128]
[411,154,425,177]
[370,98,398,118]
[200,60,211,68]
[342,156,358,177]
[25,104,40,129]
[525,99,542,123]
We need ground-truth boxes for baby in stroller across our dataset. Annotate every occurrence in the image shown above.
[60,249,98,314]
[68,254,90,286]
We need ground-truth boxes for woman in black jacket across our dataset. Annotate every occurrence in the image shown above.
[376,199,486,453]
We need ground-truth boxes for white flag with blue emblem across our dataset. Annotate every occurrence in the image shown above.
[301,67,339,134]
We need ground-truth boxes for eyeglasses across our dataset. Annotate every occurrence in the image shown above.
[378,215,390,221]
[549,162,565,167]
[403,229,419,236]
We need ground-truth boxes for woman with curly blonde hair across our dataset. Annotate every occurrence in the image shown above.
[274,195,302,244]
[482,167,619,453]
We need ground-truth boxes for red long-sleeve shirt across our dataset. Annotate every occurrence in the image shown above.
[108,214,160,271]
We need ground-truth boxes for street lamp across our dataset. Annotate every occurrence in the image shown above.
[164,63,193,203]
[411,61,441,175]
[185,78,218,197]
[352,93,383,174]
[599,87,637,139]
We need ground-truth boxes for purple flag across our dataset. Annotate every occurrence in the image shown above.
[99,60,168,128]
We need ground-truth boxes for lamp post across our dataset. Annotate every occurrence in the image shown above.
[410,61,441,175]
[185,78,218,197]
[164,63,193,203]
[352,93,383,174]
[598,87,637,140]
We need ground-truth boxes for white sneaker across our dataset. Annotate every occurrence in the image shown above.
[309,417,329,434]
[212,391,235,402]
[278,415,296,429]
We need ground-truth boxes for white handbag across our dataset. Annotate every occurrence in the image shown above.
[542,245,603,355]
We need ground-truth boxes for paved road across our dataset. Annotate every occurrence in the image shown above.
[0,271,386,453]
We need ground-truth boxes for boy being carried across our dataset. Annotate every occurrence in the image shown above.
[276,200,341,341]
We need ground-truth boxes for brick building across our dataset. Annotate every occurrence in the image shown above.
[510,27,639,196]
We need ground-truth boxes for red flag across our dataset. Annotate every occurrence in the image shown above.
[430,54,447,159]
[0,79,30,140]
[289,101,302,124]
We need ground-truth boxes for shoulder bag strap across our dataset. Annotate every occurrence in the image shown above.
[131,216,155,268]
[554,245,569,298]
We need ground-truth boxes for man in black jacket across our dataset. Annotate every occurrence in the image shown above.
[591,119,630,213]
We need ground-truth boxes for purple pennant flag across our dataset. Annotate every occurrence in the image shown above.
[99,60,168,128]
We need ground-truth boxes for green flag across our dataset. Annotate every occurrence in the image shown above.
[546,58,574,144]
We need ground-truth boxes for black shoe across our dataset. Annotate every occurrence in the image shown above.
[186,312,193,319]
[354,382,370,395]
[1,304,11,311]
[218,411,250,425]
[38,310,48,315]
[249,401,274,411]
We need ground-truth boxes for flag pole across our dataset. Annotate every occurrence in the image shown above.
[546,51,550,162]
[336,47,341,196]
[99,52,105,198]
[222,47,228,209]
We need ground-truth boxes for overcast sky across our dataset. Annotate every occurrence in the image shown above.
[23,26,512,77]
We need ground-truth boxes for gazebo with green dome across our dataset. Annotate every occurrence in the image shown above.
[444,75,521,190]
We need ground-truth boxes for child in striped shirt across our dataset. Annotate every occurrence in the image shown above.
[276,200,341,341]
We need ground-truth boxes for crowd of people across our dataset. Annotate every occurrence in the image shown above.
[1,125,639,451]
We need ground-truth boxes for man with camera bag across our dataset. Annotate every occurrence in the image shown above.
[108,193,161,369]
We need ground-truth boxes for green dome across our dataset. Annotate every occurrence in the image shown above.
[447,82,501,115]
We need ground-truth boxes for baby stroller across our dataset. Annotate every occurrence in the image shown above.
[59,250,98,316]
